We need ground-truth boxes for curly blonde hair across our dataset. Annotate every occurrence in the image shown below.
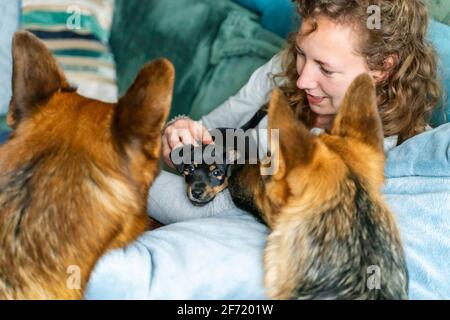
[278,0,443,143]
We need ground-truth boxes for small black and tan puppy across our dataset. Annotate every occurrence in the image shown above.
[170,108,266,206]
[170,135,239,206]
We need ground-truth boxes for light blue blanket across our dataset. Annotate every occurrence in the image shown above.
[83,124,449,299]
[383,123,450,299]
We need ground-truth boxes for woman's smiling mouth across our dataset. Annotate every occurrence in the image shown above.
[306,93,327,105]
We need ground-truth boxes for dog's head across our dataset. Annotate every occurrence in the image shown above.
[229,74,385,226]
[170,143,239,206]
[1,30,174,212]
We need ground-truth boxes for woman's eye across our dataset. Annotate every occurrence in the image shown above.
[296,51,305,59]
[321,67,334,76]
[295,45,305,58]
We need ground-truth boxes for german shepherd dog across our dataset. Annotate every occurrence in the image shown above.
[0,31,173,299]
[229,74,409,299]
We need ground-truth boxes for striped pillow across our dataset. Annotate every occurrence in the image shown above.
[20,0,118,103]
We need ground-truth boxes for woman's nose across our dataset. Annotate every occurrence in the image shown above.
[296,62,317,90]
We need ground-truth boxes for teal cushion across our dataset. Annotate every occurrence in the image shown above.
[232,0,298,39]
[189,10,284,119]
[0,130,9,144]
[0,115,9,133]
[428,20,450,126]
[110,0,253,119]
[428,0,450,25]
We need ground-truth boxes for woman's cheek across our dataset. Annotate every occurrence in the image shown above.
[323,81,346,111]
[330,95,345,112]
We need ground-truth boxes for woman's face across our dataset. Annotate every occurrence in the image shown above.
[296,16,376,129]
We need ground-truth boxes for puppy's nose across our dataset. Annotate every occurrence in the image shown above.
[191,188,204,199]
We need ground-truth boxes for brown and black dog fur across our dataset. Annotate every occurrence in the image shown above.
[0,31,173,299]
[229,74,408,299]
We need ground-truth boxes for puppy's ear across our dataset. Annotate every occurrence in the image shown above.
[331,74,383,151]
[266,88,314,179]
[114,59,174,156]
[8,31,71,128]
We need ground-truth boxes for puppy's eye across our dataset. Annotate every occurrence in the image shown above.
[211,168,223,178]
[184,165,195,175]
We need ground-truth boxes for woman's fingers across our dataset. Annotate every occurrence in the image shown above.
[166,126,183,150]
[161,117,213,168]
[162,134,175,168]
[200,125,213,145]
[190,120,213,145]
[179,129,197,146]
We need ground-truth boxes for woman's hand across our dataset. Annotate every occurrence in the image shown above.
[162,117,213,168]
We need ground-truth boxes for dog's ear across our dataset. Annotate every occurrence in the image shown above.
[265,88,314,179]
[170,145,190,174]
[114,59,174,153]
[8,31,71,128]
[174,163,185,175]
[331,74,383,151]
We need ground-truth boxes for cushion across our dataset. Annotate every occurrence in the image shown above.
[0,115,9,133]
[0,130,9,144]
[110,0,260,119]
[0,0,20,116]
[428,0,450,25]
[233,0,450,36]
[232,0,298,39]
[428,20,450,126]
[188,10,285,120]
[20,0,118,103]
